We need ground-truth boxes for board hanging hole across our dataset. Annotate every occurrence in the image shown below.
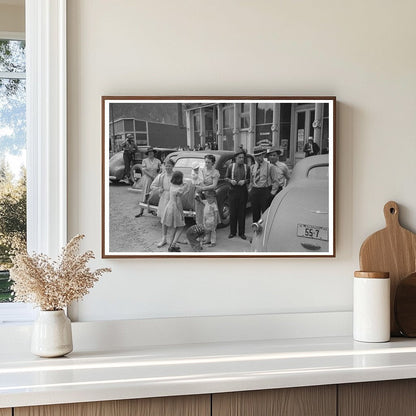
[390,207,395,214]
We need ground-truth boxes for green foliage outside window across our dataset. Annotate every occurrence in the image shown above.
[0,39,27,303]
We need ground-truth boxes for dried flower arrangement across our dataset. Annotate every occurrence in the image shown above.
[10,234,111,311]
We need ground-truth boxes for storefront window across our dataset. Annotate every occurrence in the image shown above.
[279,103,292,159]
[222,128,234,150]
[255,124,272,146]
[309,110,315,140]
[256,103,273,124]
[193,111,200,147]
[255,103,273,146]
[204,108,215,145]
[296,111,306,152]
[240,103,250,129]
[322,103,329,153]
[223,104,233,129]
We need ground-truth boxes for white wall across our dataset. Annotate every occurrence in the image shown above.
[67,0,416,323]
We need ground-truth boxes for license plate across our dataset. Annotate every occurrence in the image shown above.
[297,224,328,241]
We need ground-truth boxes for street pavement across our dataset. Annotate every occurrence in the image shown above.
[109,183,255,254]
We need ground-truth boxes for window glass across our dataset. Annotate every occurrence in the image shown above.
[322,118,329,153]
[296,111,306,151]
[280,123,291,159]
[309,110,315,139]
[193,111,200,131]
[174,157,205,179]
[0,39,27,303]
[114,120,124,134]
[135,120,146,131]
[204,109,215,145]
[175,157,205,169]
[255,124,272,146]
[222,128,234,150]
[0,40,25,73]
[135,132,147,146]
[124,119,134,131]
[280,103,291,123]
[223,105,233,129]
[322,103,330,153]
[256,103,273,124]
[240,103,250,129]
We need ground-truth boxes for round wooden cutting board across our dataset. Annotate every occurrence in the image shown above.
[359,201,416,336]
[395,272,416,337]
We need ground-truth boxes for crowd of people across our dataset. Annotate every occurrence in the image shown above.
[130,144,292,252]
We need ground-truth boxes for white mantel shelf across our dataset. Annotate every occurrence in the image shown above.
[2,335,416,409]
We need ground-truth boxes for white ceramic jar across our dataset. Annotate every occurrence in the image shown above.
[353,271,390,343]
[31,310,73,357]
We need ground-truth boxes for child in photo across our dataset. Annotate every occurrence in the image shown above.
[186,224,206,252]
[202,189,220,247]
[161,171,187,252]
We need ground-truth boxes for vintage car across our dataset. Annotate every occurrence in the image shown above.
[141,150,254,227]
[251,154,330,253]
[108,147,175,184]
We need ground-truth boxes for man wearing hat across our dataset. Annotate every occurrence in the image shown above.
[225,149,250,239]
[121,134,138,180]
[249,145,279,223]
[267,147,290,194]
[303,136,320,157]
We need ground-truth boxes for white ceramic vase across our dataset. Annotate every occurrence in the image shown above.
[31,310,73,357]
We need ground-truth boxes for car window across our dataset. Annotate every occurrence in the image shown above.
[174,157,205,179]
[175,157,205,168]
[308,165,328,179]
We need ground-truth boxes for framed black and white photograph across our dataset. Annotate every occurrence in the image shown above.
[102,97,335,258]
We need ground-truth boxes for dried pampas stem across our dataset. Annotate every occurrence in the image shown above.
[10,234,111,311]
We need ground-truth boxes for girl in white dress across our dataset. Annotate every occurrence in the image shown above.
[150,159,174,247]
[161,171,187,252]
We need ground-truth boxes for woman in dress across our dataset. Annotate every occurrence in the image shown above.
[195,154,220,226]
[161,171,187,252]
[135,147,161,217]
[150,158,175,248]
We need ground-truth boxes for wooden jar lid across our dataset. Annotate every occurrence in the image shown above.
[354,271,390,279]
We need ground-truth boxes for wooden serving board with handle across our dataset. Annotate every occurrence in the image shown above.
[359,201,416,336]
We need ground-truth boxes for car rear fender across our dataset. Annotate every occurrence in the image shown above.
[263,181,328,251]
[260,187,291,248]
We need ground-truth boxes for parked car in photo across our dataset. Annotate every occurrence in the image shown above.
[108,147,176,184]
[142,150,254,227]
[251,154,330,253]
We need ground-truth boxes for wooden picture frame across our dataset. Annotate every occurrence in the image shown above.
[102,96,336,258]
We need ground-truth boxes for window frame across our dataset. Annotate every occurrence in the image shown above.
[0,0,67,323]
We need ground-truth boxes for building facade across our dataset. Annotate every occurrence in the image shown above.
[185,102,331,167]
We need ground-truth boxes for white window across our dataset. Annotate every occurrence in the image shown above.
[0,32,33,322]
[0,0,67,324]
